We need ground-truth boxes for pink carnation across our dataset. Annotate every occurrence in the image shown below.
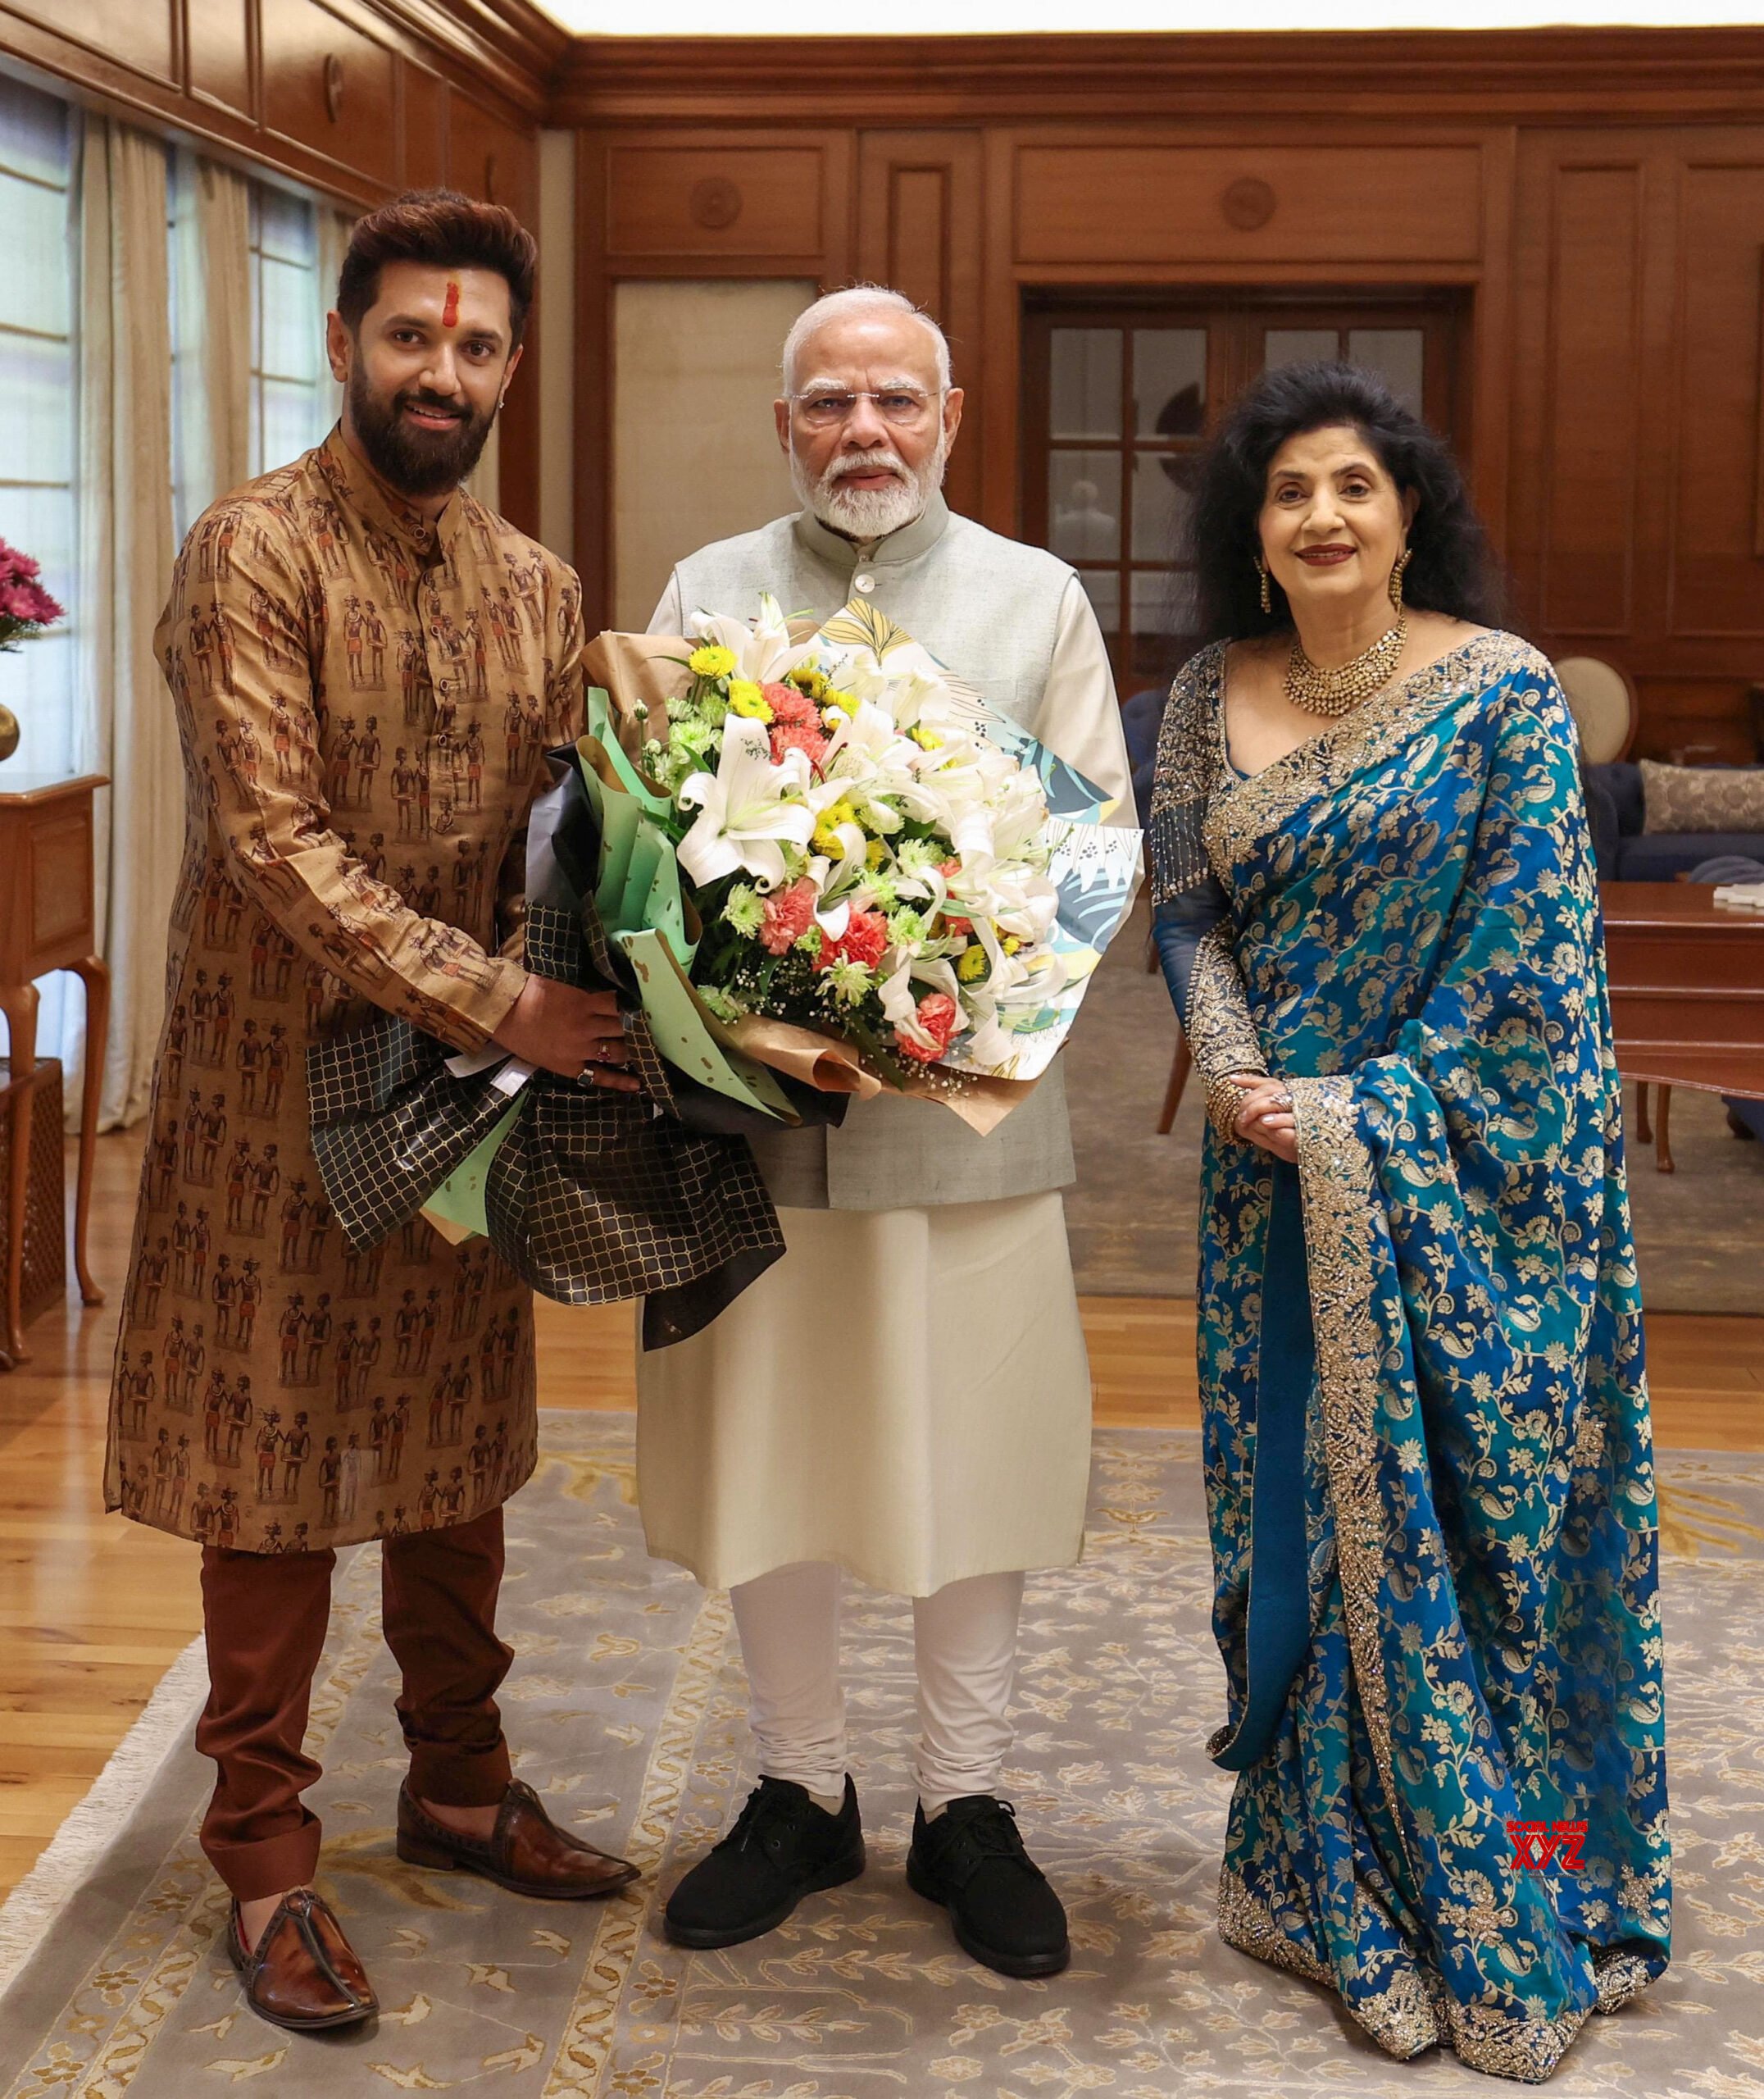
[0,579,61,627]
[897,990,961,1064]
[816,906,888,972]
[770,718,829,769]
[758,876,818,955]
[763,682,819,728]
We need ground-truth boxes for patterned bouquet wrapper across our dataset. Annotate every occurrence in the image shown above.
[305,748,822,1350]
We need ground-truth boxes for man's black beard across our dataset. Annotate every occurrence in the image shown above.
[346,363,496,501]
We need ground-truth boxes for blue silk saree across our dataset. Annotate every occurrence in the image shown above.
[1148,633,1671,2083]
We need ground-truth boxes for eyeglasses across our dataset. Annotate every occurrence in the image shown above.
[788,388,941,429]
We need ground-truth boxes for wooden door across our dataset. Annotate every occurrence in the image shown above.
[1022,293,1467,696]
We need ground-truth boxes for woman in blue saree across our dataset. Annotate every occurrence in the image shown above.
[1151,363,1670,2082]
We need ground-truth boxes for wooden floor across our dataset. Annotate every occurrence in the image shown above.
[1,1129,1758,1904]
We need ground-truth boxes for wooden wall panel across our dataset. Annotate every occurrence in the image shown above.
[857,129,984,518]
[1014,144,1484,266]
[605,143,827,262]
[1668,160,1764,639]
[0,0,175,86]
[1540,164,1643,635]
[448,86,535,221]
[260,0,398,191]
[402,61,447,192]
[186,0,253,121]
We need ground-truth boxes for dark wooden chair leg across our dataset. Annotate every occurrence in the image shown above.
[1634,1081,1652,1145]
[1653,1084,1675,1173]
[1157,1032,1192,1136]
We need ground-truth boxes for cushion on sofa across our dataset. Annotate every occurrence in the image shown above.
[1639,759,1764,834]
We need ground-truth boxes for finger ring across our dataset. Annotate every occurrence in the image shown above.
[1275,1090,1293,1109]
[576,1061,599,1087]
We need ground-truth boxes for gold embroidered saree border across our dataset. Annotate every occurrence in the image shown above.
[1220,1865,1625,2082]
[1289,1072,1420,1896]
[1200,631,1544,884]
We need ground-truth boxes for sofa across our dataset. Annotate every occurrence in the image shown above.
[1584,761,1764,881]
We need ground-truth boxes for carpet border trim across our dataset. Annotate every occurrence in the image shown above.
[0,1632,209,1999]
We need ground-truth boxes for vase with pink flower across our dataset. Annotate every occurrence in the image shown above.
[0,537,66,762]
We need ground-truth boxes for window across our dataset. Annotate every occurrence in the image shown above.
[1024,294,1465,694]
[0,75,77,775]
[250,182,333,476]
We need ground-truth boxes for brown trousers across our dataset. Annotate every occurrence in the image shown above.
[197,1508,515,1901]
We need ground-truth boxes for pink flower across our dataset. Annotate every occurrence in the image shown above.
[0,540,40,585]
[757,876,818,955]
[0,579,61,627]
[764,682,819,728]
[770,718,829,769]
[897,991,960,1064]
[816,906,887,973]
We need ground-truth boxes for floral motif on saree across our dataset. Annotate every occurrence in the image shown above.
[1151,634,1671,2083]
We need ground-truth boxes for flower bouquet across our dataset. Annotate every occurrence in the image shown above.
[583,592,1141,1120]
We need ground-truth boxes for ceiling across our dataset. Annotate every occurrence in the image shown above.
[532,1,1763,32]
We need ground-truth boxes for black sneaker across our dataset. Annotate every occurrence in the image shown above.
[907,1795,1070,1978]
[663,1775,865,1949]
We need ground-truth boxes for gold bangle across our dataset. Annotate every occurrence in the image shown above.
[1205,1073,1251,1143]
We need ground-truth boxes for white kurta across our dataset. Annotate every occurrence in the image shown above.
[634,497,1132,1600]
[634,1194,1093,1596]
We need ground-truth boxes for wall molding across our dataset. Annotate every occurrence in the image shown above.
[551,28,1764,129]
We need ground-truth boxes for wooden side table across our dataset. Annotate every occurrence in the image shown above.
[1599,881,1764,1173]
[0,773,109,1364]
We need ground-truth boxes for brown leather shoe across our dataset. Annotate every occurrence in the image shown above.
[225,1887,378,2033]
[396,1779,640,1901]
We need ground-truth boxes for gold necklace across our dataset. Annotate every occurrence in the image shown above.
[1284,614,1407,717]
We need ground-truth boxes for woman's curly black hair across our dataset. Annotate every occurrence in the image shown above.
[1185,360,1505,645]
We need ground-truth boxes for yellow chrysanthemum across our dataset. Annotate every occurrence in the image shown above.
[788,665,828,699]
[911,726,943,752]
[812,799,858,857]
[957,946,989,982]
[689,644,736,678]
[1002,935,1021,955]
[866,839,888,868]
[728,678,772,722]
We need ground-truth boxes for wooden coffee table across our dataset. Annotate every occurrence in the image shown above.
[1600,882,1764,1172]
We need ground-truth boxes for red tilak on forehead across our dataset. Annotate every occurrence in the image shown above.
[441,280,460,329]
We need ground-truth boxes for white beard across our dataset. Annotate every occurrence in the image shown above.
[792,435,948,542]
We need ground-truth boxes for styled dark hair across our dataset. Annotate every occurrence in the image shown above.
[336,189,537,347]
[1186,360,1503,644]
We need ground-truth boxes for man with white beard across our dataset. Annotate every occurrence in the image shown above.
[639,286,1134,1978]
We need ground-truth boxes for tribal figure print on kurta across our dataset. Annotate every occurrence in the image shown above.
[106,429,580,1553]
[1149,634,1670,2083]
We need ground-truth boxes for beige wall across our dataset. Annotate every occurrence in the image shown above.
[612,278,816,631]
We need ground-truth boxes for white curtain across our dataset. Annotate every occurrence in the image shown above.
[316,202,354,437]
[72,118,181,1131]
[173,148,251,530]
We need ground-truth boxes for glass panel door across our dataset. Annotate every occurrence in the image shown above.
[1025,294,1465,696]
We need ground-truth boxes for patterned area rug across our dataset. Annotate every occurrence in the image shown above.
[1065,902,1764,1315]
[2,1412,1762,2097]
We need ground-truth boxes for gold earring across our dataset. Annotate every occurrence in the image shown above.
[1256,557,1271,617]
[1389,547,1412,615]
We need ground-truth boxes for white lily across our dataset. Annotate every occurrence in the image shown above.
[677,721,816,891]
[687,591,812,686]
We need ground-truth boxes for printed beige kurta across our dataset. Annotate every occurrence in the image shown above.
[106,428,582,1554]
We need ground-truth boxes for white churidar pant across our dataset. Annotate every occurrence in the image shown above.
[730,1560,1025,1813]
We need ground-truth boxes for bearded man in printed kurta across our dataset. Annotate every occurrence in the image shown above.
[106,191,642,2038]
